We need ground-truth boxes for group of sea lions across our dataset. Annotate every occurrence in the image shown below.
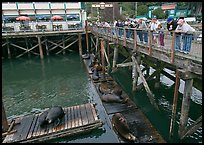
[89,55,102,81]
[38,106,65,128]
[98,81,128,104]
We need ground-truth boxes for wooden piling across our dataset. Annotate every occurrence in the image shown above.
[112,46,118,69]
[37,36,44,59]
[100,39,106,80]
[62,35,65,55]
[25,37,30,57]
[78,34,82,57]
[2,102,9,132]
[6,37,11,59]
[132,58,138,92]
[169,69,180,139]
[85,20,89,53]
[178,78,193,139]
[45,37,49,56]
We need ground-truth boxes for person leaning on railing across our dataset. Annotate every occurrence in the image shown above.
[175,19,195,54]
[137,18,148,44]
[166,17,180,52]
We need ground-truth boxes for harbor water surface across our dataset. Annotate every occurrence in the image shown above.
[2,52,202,143]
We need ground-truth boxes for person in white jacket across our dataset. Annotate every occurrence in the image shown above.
[150,17,160,44]
[175,19,195,53]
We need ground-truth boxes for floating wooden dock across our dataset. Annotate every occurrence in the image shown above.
[82,54,166,143]
[3,103,103,143]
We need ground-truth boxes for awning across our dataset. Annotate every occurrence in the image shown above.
[162,5,176,10]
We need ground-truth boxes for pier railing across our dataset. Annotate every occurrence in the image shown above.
[91,25,202,62]
[2,21,84,33]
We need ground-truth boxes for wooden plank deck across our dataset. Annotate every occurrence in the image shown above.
[3,103,103,143]
[82,54,166,143]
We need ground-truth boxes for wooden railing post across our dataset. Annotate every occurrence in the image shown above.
[134,29,137,50]
[123,28,126,47]
[148,30,152,55]
[171,32,176,63]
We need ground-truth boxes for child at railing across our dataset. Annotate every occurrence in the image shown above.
[157,24,164,47]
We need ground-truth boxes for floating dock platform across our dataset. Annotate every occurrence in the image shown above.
[3,103,103,143]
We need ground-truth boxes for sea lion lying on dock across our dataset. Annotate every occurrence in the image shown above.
[92,68,99,81]
[98,81,122,96]
[39,106,65,127]
[112,113,137,142]
[101,94,128,103]
[82,53,90,59]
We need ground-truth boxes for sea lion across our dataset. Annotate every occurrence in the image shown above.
[101,94,127,103]
[92,68,99,81]
[111,85,123,96]
[98,82,112,94]
[82,53,90,59]
[112,113,137,142]
[39,110,49,127]
[45,106,65,125]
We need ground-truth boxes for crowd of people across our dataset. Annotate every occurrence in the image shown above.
[90,16,196,53]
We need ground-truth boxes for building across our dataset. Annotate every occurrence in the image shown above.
[2,2,87,31]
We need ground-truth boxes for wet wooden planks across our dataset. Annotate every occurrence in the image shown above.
[3,103,103,143]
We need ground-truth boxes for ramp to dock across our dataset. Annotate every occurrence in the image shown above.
[3,103,103,143]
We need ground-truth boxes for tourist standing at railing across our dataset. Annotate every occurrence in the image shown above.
[150,17,160,44]
[175,19,195,54]
[137,18,148,44]
[166,17,181,51]
[157,24,164,47]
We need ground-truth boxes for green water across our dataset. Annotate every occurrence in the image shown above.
[111,67,202,143]
[2,52,202,143]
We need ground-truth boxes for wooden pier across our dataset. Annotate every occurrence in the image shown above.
[3,103,103,143]
[84,25,202,141]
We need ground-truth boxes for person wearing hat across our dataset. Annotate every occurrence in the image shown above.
[166,17,178,34]
[166,17,182,52]
[175,19,195,53]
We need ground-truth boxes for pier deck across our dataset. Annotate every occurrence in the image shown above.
[3,103,103,143]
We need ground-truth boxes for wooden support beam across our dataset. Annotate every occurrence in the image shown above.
[85,20,89,53]
[116,62,134,68]
[45,37,49,56]
[2,102,9,132]
[37,36,44,59]
[78,34,82,57]
[90,36,96,53]
[62,35,65,55]
[112,46,118,69]
[178,78,193,139]
[6,37,11,59]
[181,115,202,139]
[169,69,180,139]
[16,40,46,58]
[25,37,30,57]
[10,43,27,51]
[100,39,106,80]
[56,39,78,54]
[132,56,159,111]
[132,60,138,92]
